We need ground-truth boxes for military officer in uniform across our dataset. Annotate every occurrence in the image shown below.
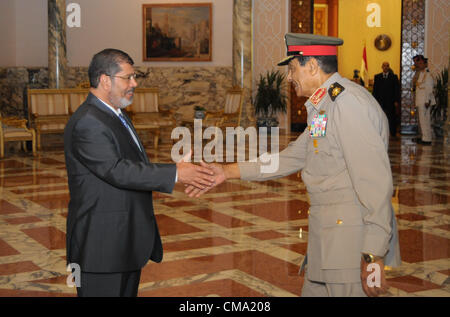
[412,55,435,145]
[185,33,401,297]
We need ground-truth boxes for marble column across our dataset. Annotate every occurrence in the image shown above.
[48,0,67,88]
[233,0,253,127]
[445,90,450,147]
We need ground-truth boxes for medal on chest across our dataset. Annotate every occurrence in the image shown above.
[309,113,328,138]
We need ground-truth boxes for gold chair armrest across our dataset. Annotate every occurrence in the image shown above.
[222,113,239,120]
[2,118,28,128]
[204,110,224,120]
[35,115,69,122]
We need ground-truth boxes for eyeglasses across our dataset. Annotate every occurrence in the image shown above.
[107,73,138,81]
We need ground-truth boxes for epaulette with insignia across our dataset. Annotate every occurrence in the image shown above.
[328,82,345,101]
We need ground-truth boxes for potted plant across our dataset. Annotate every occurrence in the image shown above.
[431,68,448,138]
[253,70,288,128]
[194,106,206,119]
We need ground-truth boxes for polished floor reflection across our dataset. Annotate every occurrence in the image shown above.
[0,133,448,297]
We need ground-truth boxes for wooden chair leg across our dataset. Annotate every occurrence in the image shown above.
[31,131,37,157]
[22,141,28,153]
[37,132,41,150]
[0,139,4,159]
[154,132,159,151]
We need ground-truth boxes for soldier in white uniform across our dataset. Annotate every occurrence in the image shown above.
[186,33,401,297]
[413,55,435,145]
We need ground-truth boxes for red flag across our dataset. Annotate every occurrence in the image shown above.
[360,44,368,87]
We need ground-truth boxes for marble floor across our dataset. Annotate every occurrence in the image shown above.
[0,133,448,297]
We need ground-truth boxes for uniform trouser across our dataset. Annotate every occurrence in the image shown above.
[301,278,367,297]
[76,270,141,297]
[382,106,397,137]
[417,104,432,142]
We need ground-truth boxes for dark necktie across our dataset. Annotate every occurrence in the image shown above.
[118,113,142,152]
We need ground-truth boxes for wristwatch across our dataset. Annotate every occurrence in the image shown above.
[362,253,382,263]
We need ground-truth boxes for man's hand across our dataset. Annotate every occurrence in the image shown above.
[360,256,389,297]
[185,162,227,197]
[176,151,215,189]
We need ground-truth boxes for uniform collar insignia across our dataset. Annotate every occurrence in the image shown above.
[328,82,345,101]
[309,87,327,106]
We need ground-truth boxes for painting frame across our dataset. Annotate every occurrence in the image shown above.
[142,3,212,62]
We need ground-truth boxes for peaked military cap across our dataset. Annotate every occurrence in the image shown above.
[277,33,344,66]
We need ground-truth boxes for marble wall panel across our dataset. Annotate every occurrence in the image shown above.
[0,67,48,117]
[0,66,232,121]
[137,67,233,121]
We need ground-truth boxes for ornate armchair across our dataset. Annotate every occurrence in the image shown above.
[127,88,176,150]
[28,89,70,150]
[68,89,89,114]
[204,87,244,128]
[0,114,36,158]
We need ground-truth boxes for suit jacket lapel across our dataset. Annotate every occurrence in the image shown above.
[121,111,150,163]
[87,93,149,163]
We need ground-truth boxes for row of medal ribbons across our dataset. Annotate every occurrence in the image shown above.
[310,114,327,138]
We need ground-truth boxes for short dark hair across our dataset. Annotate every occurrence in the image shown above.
[413,54,426,62]
[88,49,134,88]
[296,55,337,74]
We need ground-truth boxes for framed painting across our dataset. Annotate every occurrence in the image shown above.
[143,3,212,61]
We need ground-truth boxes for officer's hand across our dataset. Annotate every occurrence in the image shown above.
[185,161,226,197]
[360,257,389,297]
[176,151,215,189]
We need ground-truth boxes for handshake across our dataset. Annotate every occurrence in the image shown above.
[175,151,230,198]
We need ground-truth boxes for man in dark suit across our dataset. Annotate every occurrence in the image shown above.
[64,49,214,297]
[372,62,401,138]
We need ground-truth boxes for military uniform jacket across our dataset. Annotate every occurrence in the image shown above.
[415,69,436,107]
[239,73,401,283]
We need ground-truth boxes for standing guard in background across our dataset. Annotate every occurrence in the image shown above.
[372,62,401,138]
[412,55,435,145]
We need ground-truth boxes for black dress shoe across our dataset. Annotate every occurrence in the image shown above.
[421,141,432,145]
